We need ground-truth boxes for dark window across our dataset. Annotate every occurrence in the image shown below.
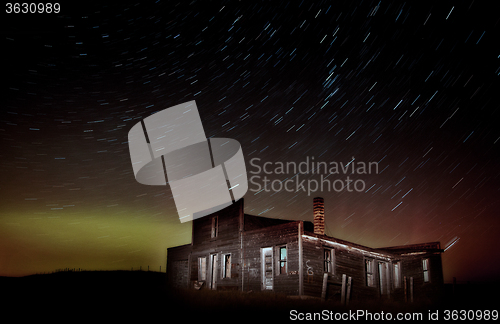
[211,216,218,238]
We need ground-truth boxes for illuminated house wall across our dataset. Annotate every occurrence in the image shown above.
[166,199,444,302]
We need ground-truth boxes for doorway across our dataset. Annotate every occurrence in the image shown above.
[378,262,390,297]
[210,253,218,290]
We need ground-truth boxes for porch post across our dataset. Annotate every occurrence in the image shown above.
[298,222,304,297]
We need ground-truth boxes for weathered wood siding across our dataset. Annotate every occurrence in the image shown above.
[301,234,391,301]
[166,244,192,288]
[166,199,444,302]
[189,200,244,290]
[400,253,444,302]
[241,221,301,295]
[170,260,189,288]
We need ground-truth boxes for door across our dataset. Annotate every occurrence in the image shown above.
[261,247,273,290]
[378,262,390,297]
[210,253,218,290]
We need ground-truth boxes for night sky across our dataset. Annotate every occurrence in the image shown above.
[2,1,499,283]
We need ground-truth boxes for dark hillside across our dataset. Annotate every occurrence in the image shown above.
[1,270,169,297]
[1,271,171,320]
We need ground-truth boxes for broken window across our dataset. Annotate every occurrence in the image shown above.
[211,216,218,239]
[365,259,375,287]
[324,248,334,274]
[279,246,287,274]
[261,247,273,290]
[422,258,430,282]
[393,262,401,288]
[198,257,206,281]
[222,254,231,279]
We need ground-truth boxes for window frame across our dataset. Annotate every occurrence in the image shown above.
[278,245,287,275]
[365,258,375,287]
[393,261,401,288]
[211,216,218,239]
[222,253,231,279]
[198,257,207,281]
[323,248,335,274]
[422,258,430,283]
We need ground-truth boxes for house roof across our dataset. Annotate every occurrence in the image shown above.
[243,213,311,232]
[243,212,442,256]
[376,242,444,254]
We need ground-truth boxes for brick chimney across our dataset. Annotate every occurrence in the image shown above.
[313,197,325,235]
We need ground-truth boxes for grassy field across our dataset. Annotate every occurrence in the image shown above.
[1,271,497,321]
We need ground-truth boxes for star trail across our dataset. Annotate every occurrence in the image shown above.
[2,1,499,282]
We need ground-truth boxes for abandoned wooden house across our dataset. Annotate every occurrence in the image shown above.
[166,197,444,302]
